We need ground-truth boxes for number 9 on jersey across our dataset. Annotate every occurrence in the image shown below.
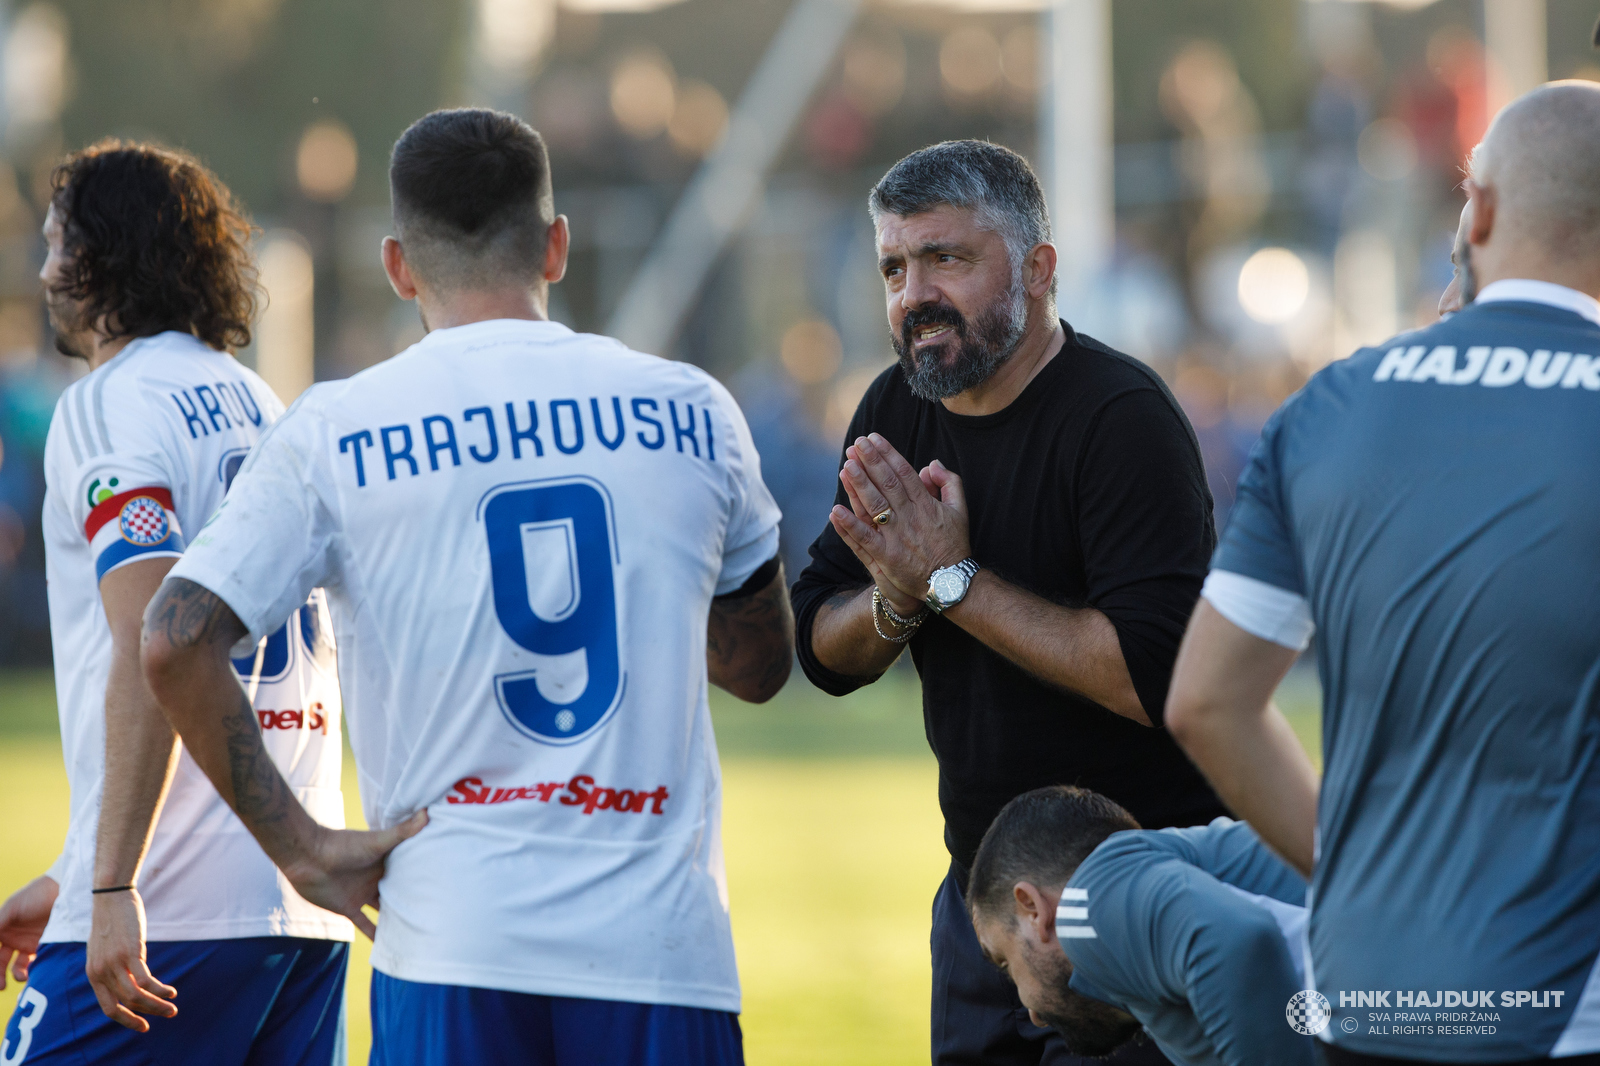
[482,478,625,745]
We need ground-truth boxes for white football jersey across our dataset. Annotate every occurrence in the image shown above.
[41,331,350,944]
[169,318,780,1012]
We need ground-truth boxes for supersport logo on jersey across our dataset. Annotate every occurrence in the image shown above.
[447,774,669,815]
[84,485,186,580]
[256,702,331,734]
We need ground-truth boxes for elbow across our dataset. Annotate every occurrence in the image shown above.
[139,628,186,706]
[730,644,794,704]
[1112,685,1153,727]
[1164,687,1206,751]
[1164,686,1230,760]
[739,659,793,704]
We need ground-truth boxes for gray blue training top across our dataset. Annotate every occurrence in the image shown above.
[1059,819,1312,1066]
[1211,284,1600,1060]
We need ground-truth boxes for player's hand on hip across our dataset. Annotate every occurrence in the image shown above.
[0,873,58,989]
[835,434,971,605]
[87,888,177,1031]
[283,811,429,941]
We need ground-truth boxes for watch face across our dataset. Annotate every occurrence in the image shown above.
[932,570,965,603]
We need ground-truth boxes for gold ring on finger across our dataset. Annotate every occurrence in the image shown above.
[874,508,893,525]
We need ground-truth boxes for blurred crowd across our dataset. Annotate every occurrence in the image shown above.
[3,0,1598,665]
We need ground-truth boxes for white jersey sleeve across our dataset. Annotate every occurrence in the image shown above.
[706,376,781,593]
[172,399,338,642]
[57,393,187,581]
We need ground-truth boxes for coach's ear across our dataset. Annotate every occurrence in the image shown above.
[1012,881,1056,946]
[1023,242,1057,302]
[381,236,418,302]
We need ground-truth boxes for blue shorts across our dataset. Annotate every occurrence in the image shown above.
[370,971,744,1066]
[2,937,346,1065]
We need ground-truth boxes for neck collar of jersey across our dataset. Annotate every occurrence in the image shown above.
[1474,279,1600,326]
[418,317,575,346]
[87,330,196,374]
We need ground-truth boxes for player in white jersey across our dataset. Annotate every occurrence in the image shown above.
[140,110,794,1065]
[0,143,366,1065]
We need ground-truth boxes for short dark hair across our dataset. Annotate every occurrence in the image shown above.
[50,140,259,352]
[967,786,1140,919]
[869,140,1053,275]
[389,108,554,290]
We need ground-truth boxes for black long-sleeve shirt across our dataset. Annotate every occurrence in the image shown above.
[791,324,1228,871]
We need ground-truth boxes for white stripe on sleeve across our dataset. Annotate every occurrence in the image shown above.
[1201,570,1315,651]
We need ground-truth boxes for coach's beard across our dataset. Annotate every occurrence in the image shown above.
[892,284,1028,401]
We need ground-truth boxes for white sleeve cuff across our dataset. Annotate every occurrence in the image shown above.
[1201,570,1314,651]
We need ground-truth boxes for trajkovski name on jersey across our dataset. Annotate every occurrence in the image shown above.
[169,318,781,1013]
[1205,280,1600,1060]
[335,395,723,489]
[41,330,350,945]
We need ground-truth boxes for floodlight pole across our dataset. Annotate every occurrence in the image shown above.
[1041,0,1114,321]
[1482,0,1547,110]
[607,0,862,356]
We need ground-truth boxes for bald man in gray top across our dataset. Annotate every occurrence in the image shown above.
[1166,81,1600,1066]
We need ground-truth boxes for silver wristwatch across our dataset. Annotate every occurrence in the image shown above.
[925,558,980,613]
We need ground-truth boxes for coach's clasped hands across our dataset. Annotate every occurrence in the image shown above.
[830,433,972,618]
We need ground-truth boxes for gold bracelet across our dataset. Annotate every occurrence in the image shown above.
[872,587,919,644]
[879,593,928,629]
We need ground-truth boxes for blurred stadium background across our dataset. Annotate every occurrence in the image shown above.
[0,0,1577,1059]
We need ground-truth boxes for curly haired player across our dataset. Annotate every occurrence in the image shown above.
[0,141,373,1065]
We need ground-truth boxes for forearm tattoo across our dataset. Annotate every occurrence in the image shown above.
[144,577,245,651]
[708,575,794,697]
[145,578,294,834]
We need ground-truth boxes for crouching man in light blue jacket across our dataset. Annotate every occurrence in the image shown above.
[968,785,1314,1066]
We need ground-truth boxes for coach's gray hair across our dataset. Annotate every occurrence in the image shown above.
[869,140,1054,293]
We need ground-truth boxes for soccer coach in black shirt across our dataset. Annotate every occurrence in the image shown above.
[791,142,1225,1065]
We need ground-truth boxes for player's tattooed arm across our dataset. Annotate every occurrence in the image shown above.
[146,573,241,648]
[142,577,427,940]
[141,578,301,840]
[707,557,795,703]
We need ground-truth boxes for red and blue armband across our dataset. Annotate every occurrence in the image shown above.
[85,486,186,580]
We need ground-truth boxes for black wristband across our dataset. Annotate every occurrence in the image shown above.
[91,884,134,894]
[713,554,781,600]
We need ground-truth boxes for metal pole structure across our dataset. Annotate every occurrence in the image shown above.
[465,0,557,112]
[606,0,861,355]
[1041,0,1114,320]
[256,233,316,405]
[1483,0,1547,112]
